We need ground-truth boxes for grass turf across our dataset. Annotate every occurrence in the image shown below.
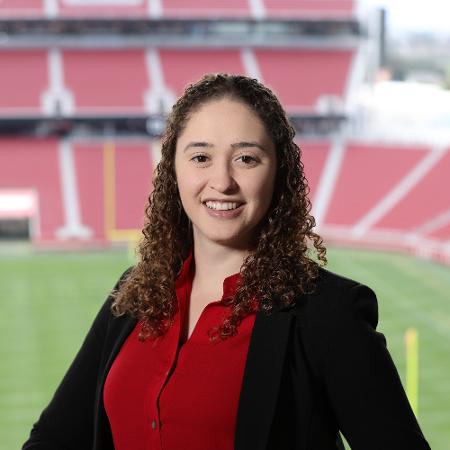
[1,245,448,449]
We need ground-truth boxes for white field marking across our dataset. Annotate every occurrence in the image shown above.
[55,140,93,239]
[41,49,74,115]
[147,0,162,17]
[311,138,346,228]
[144,48,176,115]
[352,146,448,237]
[248,0,266,19]
[241,47,263,81]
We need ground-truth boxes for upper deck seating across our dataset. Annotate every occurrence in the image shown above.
[0,51,48,115]
[255,49,353,112]
[263,0,355,18]
[62,50,149,114]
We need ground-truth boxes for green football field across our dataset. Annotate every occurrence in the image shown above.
[1,244,449,449]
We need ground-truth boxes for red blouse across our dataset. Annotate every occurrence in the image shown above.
[103,253,256,450]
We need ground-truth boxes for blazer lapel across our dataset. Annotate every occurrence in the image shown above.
[234,309,294,450]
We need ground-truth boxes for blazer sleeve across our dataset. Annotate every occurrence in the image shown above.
[22,268,131,450]
[317,282,431,450]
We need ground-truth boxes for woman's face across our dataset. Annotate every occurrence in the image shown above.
[174,97,277,250]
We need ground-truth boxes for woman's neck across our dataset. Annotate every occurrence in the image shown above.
[192,240,249,287]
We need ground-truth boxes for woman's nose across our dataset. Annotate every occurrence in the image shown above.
[209,162,238,193]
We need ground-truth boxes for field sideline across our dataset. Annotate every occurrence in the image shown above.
[1,245,448,449]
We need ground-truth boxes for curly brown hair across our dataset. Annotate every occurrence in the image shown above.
[112,73,327,341]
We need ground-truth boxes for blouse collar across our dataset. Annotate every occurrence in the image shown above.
[176,251,241,301]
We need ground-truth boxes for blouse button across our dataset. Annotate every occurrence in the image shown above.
[151,419,157,430]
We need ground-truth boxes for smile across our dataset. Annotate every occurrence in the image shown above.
[204,201,243,211]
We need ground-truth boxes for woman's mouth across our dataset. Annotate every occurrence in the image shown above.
[204,201,243,211]
[203,201,245,218]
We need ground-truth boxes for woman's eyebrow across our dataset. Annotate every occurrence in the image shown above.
[231,141,267,152]
[183,141,213,152]
[183,141,267,152]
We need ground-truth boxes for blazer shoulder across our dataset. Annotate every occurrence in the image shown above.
[315,266,364,291]
[293,266,378,329]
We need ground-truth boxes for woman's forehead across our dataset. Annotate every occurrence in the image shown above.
[176,98,271,145]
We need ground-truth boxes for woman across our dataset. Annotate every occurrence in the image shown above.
[23,73,430,450]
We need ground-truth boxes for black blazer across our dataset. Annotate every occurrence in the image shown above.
[23,267,430,450]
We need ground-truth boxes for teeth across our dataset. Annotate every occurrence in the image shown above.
[205,201,241,211]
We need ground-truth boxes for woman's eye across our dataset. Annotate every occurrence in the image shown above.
[191,155,208,163]
[237,155,258,165]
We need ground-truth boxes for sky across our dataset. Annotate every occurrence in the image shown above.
[365,0,450,34]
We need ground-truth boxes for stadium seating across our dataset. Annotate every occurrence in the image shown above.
[0,51,48,114]
[0,0,356,18]
[0,0,43,17]
[71,142,105,240]
[72,140,153,240]
[373,146,450,234]
[57,0,148,17]
[324,143,428,227]
[3,137,445,252]
[63,50,149,114]
[161,0,251,17]
[255,49,353,111]
[0,48,353,115]
[0,138,63,241]
[297,139,331,199]
[429,222,450,240]
[159,49,245,97]
[1,1,446,264]
[263,0,355,18]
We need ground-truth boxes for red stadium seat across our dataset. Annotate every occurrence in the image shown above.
[428,222,450,240]
[324,143,428,227]
[264,0,355,18]
[161,0,250,18]
[57,0,147,17]
[0,0,44,17]
[298,139,331,201]
[159,49,245,98]
[72,140,154,239]
[255,49,353,112]
[374,147,450,232]
[62,50,149,114]
[0,51,48,114]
